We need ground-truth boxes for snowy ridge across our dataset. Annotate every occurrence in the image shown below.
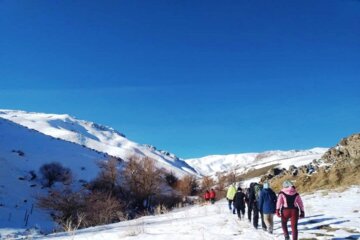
[185,148,328,176]
[0,110,196,177]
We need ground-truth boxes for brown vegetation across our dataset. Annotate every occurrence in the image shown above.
[176,175,199,196]
[37,156,186,232]
[123,157,163,200]
[268,159,360,193]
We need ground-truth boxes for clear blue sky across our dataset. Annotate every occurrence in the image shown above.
[1,0,359,158]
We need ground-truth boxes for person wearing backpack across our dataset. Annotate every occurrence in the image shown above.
[226,183,237,213]
[248,183,266,229]
[258,182,277,234]
[276,180,305,240]
[233,187,246,220]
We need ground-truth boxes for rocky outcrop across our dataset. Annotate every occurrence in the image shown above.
[262,133,360,192]
[322,133,360,164]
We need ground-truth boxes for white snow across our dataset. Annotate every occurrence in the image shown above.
[0,117,106,233]
[19,186,359,240]
[0,110,197,177]
[185,148,327,177]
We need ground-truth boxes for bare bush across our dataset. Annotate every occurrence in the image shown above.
[82,191,125,226]
[164,171,178,188]
[39,162,72,187]
[37,188,86,228]
[89,158,122,193]
[215,172,234,198]
[200,176,215,192]
[37,188,125,230]
[123,157,163,201]
[176,175,199,196]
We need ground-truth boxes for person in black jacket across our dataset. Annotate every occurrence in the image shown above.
[233,187,246,220]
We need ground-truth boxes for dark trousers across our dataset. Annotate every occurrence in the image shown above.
[228,199,233,210]
[236,207,245,219]
[252,203,267,229]
[281,208,299,240]
[247,203,252,221]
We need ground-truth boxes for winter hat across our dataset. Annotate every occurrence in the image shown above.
[237,187,242,191]
[263,182,270,189]
[283,180,294,188]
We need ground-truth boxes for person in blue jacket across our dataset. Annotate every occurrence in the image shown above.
[258,182,277,234]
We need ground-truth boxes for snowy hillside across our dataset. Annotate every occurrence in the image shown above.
[0,117,108,233]
[185,148,328,177]
[18,186,359,240]
[0,110,196,177]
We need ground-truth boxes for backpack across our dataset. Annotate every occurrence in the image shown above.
[279,191,298,209]
[254,184,263,201]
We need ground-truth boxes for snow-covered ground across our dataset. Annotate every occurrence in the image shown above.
[7,186,357,240]
[0,117,106,233]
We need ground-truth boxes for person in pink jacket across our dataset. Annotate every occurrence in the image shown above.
[276,180,305,240]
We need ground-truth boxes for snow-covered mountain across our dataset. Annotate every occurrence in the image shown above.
[0,109,197,234]
[0,109,332,237]
[185,148,327,177]
[0,109,197,177]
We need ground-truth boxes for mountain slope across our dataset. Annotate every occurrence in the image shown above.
[0,110,196,177]
[0,117,107,232]
[185,148,327,177]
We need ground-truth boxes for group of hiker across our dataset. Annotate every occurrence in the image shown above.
[206,180,304,240]
[203,188,216,204]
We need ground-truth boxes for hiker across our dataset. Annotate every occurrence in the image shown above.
[249,182,267,230]
[276,180,305,240]
[246,183,255,221]
[226,183,237,213]
[204,190,210,203]
[233,187,246,220]
[258,182,277,234]
[209,188,216,204]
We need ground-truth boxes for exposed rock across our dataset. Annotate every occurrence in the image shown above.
[322,133,360,164]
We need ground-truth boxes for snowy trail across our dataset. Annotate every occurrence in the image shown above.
[31,187,360,240]
[36,200,276,240]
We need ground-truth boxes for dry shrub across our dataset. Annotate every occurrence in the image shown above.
[37,188,86,229]
[200,176,215,192]
[82,191,125,225]
[215,172,228,199]
[123,157,163,204]
[39,162,72,187]
[89,158,123,194]
[176,175,199,196]
[156,193,182,210]
[164,171,178,188]
[37,188,125,230]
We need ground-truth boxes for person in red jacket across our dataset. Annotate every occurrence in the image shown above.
[276,180,305,240]
[204,190,210,203]
[209,188,216,204]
